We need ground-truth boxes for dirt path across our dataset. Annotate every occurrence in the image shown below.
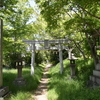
[33,64,51,100]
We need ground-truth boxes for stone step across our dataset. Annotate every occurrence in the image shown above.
[3,91,11,99]
[0,86,9,97]
[90,75,100,85]
[96,63,100,70]
[0,91,11,100]
[93,70,100,77]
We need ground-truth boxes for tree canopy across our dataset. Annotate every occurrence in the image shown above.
[1,0,100,67]
[35,0,100,65]
[0,0,43,67]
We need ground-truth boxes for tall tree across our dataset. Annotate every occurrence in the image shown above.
[35,0,100,66]
[1,0,36,67]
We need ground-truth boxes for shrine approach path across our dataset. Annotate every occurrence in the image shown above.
[31,64,52,100]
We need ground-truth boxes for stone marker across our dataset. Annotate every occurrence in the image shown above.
[0,19,11,99]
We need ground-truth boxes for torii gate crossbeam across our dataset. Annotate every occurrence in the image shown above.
[23,39,68,44]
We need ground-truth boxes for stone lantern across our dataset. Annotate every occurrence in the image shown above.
[13,58,26,86]
[68,53,77,78]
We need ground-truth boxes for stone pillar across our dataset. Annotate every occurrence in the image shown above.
[31,43,35,75]
[0,19,11,98]
[0,0,3,7]
[17,66,22,78]
[59,44,63,74]
[0,19,3,88]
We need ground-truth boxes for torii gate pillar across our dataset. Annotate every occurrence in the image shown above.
[59,44,63,74]
[31,43,35,75]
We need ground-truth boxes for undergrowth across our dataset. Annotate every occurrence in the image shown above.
[3,64,44,100]
[47,59,100,100]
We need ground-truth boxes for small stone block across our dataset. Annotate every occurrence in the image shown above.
[3,91,11,98]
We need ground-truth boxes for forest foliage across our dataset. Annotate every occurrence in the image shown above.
[35,0,100,66]
[1,0,100,67]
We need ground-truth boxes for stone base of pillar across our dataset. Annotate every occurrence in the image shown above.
[13,77,26,86]
[0,86,11,99]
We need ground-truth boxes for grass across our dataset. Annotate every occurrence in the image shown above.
[47,58,100,100]
[3,64,44,100]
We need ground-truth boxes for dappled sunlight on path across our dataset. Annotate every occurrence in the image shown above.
[33,64,52,100]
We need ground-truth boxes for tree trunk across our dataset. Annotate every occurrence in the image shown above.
[85,32,98,67]
[72,40,87,60]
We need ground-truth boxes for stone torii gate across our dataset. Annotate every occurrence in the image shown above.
[23,39,68,74]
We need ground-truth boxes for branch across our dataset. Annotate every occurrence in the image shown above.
[77,4,100,19]
[72,9,100,35]
[71,2,100,19]
[72,40,87,60]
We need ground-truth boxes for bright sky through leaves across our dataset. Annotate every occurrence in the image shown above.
[29,0,36,7]
[27,0,37,24]
[27,0,40,24]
